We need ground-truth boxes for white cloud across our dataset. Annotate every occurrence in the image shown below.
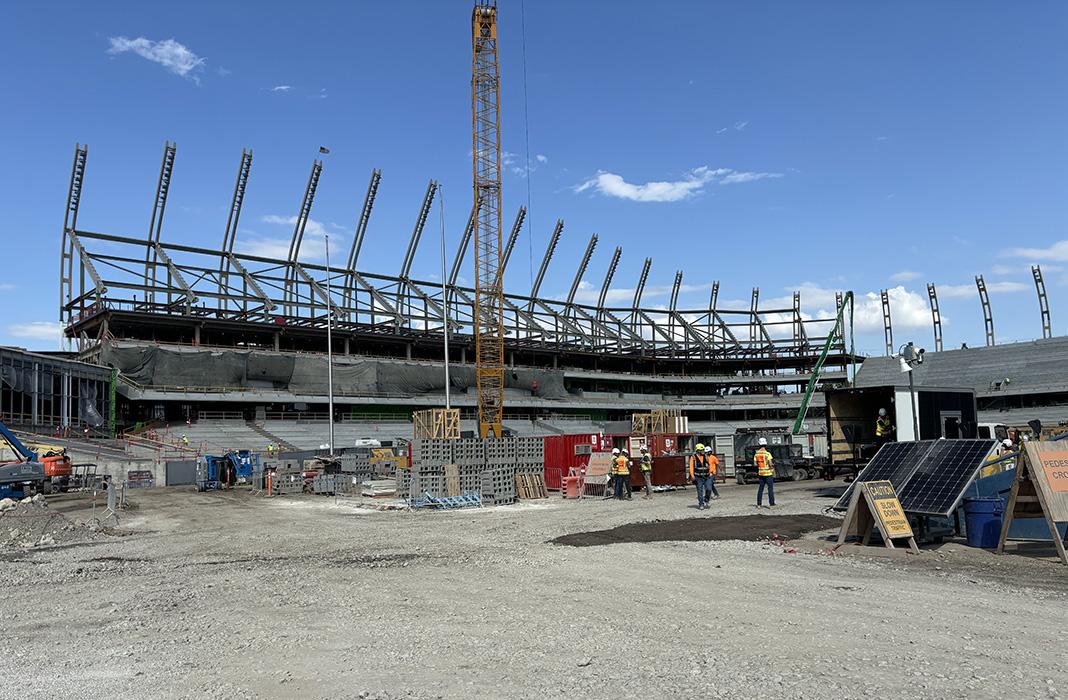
[7,321,65,343]
[715,127,728,135]
[889,270,921,282]
[853,287,931,331]
[217,66,231,77]
[573,166,782,203]
[107,37,205,82]
[0,283,15,291]
[936,281,1029,299]
[270,85,293,92]
[1006,239,1068,262]
[734,121,749,131]
[535,154,548,163]
[236,216,345,262]
[875,136,889,141]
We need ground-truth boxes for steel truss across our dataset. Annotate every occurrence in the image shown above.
[57,146,847,361]
[60,229,847,360]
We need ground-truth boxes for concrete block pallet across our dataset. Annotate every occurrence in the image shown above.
[453,439,486,467]
[411,438,454,468]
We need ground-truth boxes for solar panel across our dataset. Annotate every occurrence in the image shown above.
[833,441,934,511]
[896,439,997,516]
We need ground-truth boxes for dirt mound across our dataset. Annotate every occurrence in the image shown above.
[0,495,106,549]
[552,514,840,547]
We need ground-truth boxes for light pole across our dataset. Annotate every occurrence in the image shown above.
[438,184,450,409]
[898,342,925,441]
[316,146,334,455]
[325,232,335,456]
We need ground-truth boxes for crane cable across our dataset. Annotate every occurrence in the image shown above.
[520,0,535,290]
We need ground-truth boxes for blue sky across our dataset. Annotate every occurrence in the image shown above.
[2,1,1067,356]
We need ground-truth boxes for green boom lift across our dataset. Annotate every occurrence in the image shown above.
[791,291,856,435]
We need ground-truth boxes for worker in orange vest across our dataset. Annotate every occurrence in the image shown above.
[702,445,721,501]
[754,438,776,508]
[690,443,713,510]
[611,448,631,500]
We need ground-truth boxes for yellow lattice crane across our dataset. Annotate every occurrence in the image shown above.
[471,2,505,438]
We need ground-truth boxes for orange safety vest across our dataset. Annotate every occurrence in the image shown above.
[754,448,774,477]
[690,454,710,478]
[612,455,630,476]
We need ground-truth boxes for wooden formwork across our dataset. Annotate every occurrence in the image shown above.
[413,408,461,440]
[631,408,681,435]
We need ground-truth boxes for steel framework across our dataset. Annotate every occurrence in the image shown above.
[472,2,505,437]
[976,275,995,346]
[60,228,848,360]
[881,289,893,356]
[58,142,849,364]
[1032,265,1052,339]
[927,282,943,352]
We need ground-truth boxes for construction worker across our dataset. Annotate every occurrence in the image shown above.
[621,449,634,500]
[181,434,190,448]
[611,448,630,500]
[755,438,776,508]
[875,408,894,447]
[639,446,653,499]
[690,443,712,510]
[703,445,721,500]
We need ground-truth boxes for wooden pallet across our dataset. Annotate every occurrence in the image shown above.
[515,472,548,499]
[445,464,461,497]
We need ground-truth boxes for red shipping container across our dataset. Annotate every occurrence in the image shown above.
[543,433,601,490]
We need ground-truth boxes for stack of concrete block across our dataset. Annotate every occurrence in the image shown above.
[313,473,337,494]
[485,438,517,466]
[457,463,483,494]
[453,438,486,467]
[396,468,412,498]
[339,454,375,480]
[411,438,454,468]
[411,466,445,498]
[516,436,544,463]
[481,465,516,505]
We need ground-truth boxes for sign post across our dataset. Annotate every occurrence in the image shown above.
[996,442,1068,566]
[837,480,919,553]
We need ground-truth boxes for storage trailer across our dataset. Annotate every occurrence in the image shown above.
[825,384,978,476]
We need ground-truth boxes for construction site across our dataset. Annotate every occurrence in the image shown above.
[3,2,1068,698]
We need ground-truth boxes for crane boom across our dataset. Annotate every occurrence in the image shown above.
[471,2,505,438]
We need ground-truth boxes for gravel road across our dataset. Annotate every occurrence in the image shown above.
[1,481,1065,699]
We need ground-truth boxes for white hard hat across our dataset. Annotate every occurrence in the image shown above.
[878,408,887,417]
[612,447,620,454]
[758,438,768,446]
[703,446,713,453]
[1002,439,1013,448]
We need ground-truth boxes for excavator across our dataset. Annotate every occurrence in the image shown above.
[0,419,72,498]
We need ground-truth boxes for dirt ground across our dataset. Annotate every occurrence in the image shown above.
[2,480,1066,699]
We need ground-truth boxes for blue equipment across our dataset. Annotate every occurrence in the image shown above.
[197,451,261,491]
[0,419,46,497]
